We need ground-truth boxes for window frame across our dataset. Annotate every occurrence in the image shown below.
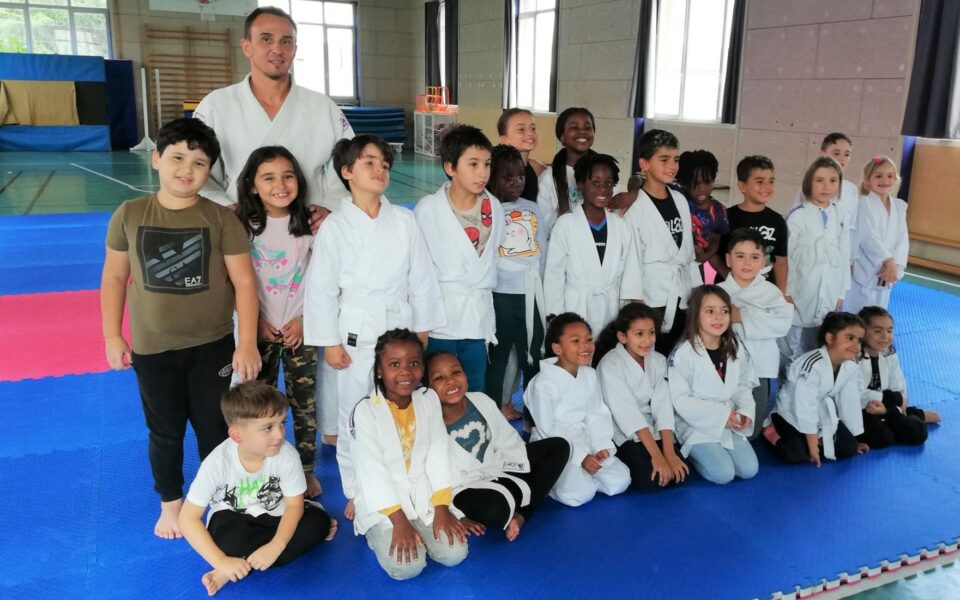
[0,0,113,58]
[505,0,558,113]
[259,0,359,103]
[649,0,736,123]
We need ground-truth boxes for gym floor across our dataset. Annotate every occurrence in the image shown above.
[0,149,957,599]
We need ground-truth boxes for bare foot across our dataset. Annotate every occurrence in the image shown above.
[501,404,523,421]
[202,570,229,596]
[155,499,183,539]
[325,518,339,541]
[344,498,355,520]
[305,473,322,498]
[925,409,942,424]
[321,434,337,446]
[505,514,525,542]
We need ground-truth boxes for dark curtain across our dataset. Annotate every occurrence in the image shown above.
[424,1,441,87]
[631,0,653,117]
[503,0,516,108]
[547,0,559,112]
[720,0,746,124]
[445,0,458,103]
[902,0,960,138]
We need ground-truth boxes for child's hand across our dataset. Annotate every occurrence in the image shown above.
[725,411,743,429]
[389,513,423,564]
[258,318,281,342]
[308,205,331,234]
[595,449,610,461]
[611,190,638,216]
[105,335,132,370]
[459,517,487,536]
[664,451,689,483]
[581,454,603,475]
[729,304,742,324]
[866,400,887,415]
[233,344,262,383]
[247,540,283,571]
[215,556,251,582]
[735,415,752,432]
[324,345,352,370]
[784,294,795,306]
[650,453,673,487]
[281,318,303,351]
[857,442,870,455]
[432,505,467,546]
[807,441,821,468]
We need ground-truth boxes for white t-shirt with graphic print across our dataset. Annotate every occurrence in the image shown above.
[186,438,306,520]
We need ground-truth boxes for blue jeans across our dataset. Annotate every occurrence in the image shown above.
[687,435,759,485]
[427,338,487,392]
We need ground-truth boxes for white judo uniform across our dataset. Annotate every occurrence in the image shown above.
[194,75,353,208]
[622,189,702,333]
[667,339,758,458]
[524,358,630,506]
[414,184,504,343]
[444,391,533,526]
[858,348,907,408]
[784,201,851,359]
[791,179,858,262]
[536,164,623,235]
[596,344,674,446]
[773,347,864,460]
[718,272,794,380]
[349,389,467,578]
[542,206,641,334]
[845,192,909,313]
[303,198,445,498]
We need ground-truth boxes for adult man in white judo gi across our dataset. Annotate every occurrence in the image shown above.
[194,6,353,212]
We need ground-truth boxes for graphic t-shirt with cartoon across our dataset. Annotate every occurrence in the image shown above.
[495,198,548,294]
[186,437,307,520]
[450,192,493,255]
[251,215,314,330]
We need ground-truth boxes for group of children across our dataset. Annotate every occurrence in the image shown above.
[101,113,940,592]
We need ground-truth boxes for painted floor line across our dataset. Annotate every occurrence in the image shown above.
[906,271,960,290]
[69,163,156,193]
[24,171,55,214]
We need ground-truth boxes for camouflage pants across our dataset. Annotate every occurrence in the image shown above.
[257,342,318,471]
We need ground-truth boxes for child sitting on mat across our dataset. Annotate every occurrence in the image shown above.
[765,312,870,466]
[856,306,940,449]
[101,117,261,539]
[179,381,335,597]
[524,312,631,506]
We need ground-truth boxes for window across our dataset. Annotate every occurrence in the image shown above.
[650,0,736,122]
[259,1,357,101]
[506,0,557,112]
[0,0,111,58]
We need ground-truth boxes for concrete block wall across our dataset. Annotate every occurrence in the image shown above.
[731,0,919,212]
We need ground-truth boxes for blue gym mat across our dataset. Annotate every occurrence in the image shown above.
[1,281,958,599]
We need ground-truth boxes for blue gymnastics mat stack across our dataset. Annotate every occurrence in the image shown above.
[0,214,958,598]
[340,106,407,145]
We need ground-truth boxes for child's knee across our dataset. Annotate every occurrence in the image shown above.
[429,535,469,567]
[382,557,427,580]
[596,458,631,496]
[735,456,759,480]
[697,460,736,485]
[552,477,597,507]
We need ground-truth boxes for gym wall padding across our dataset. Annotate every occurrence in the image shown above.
[104,60,138,150]
[0,53,111,151]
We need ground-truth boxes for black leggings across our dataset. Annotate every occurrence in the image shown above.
[207,502,331,568]
[616,439,687,491]
[452,437,570,529]
[768,412,858,463]
[132,334,234,502]
[858,390,927,448]
[651,302,686,357]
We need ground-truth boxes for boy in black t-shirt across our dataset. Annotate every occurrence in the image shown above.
[723,155,789,298]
